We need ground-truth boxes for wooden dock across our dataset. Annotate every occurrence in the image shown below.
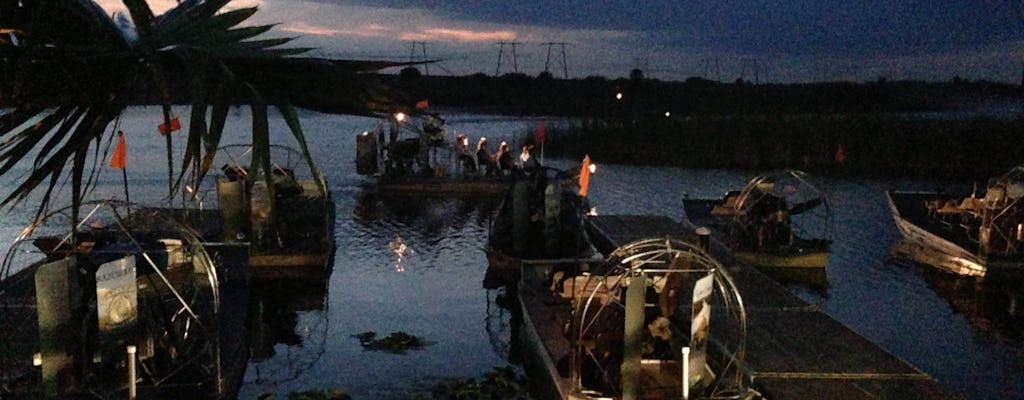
[585,214,964,400]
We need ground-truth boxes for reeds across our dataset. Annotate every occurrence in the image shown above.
[545,114,1024,180]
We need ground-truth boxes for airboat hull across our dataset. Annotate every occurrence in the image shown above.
[886,190,990,277]
[683,198,831,269]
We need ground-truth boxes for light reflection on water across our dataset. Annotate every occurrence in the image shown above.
[0,108,1020,399]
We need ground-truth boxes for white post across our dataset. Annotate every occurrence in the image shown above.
[127,345,137,400]
[682,346,691,400]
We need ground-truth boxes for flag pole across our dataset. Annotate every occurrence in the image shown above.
[122,166,130,205]
[112,131,131,204]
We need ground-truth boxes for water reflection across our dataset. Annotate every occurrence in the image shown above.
[352,189,502,236]
[245,279,329,385]
[888,248,1024,344]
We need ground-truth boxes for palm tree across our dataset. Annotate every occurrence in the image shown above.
[0,0,407,224]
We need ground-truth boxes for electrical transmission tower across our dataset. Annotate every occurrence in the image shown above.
[495,41,520,76]
[702,57,721,81]
[408,41,429,75]
[541,42,570,79]
[739,57,760,84]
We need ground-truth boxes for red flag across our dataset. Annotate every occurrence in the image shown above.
[158,116,181,135]
[109,131,127,169]
[534,120,546,144]
[578,155,591,197]
[415,99,429,109]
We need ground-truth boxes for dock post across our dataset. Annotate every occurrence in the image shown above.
[696,227,710,252]
[512,180,529,254]
[622,273,647,400]
[682,346,691,399]
[127,345,137,400]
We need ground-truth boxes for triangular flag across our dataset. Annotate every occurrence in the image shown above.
[578,155,591,197]
[534,120,546,144]
[158,116,181,135]
[834,144,846,164]
[109,131,127,169]
[415,99,429,109]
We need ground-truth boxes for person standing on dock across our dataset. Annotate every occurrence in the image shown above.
[496,141,514,175]
[476,137,494,175]
[520,144,538,173]
[454,134,476,174]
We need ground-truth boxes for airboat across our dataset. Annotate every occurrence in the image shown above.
[184,144,334,279]
[887,165,1024,277]
[517,237,759,400]
[355,111,511,196]
[0,200,250,399]
[486,165,595,271]
[683,170,833,269]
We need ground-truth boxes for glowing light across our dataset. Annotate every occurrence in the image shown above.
[389,236,411,272]
[394,112,406,123]
[588,163,597,174]
[615,92,623,100]
[362,131,369,136]
[664,111,671,117]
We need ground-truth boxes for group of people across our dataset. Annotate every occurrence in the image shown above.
[454,134,539,177]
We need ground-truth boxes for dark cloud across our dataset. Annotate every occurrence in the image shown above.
[332,0,1021,57]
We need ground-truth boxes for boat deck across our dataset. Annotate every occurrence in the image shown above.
[582,214,963,399]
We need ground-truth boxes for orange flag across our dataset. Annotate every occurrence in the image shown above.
[578,155,591,197]
[415,99,429,109]
[534,120,546,144]
[158,116,181,135]
[109,131,127,169]
[834,144,846,165]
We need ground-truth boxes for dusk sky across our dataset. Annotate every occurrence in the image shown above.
[101,0,1024,83]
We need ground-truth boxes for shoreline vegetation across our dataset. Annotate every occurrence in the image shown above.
[542,114,1024,181]
[388,71,1024,181]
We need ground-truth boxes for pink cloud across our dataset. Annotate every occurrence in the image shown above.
[280,22,391,38]
[399,28,517,43]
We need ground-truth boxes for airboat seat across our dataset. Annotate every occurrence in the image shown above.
[957,197,984,213]
[936,200,962,215]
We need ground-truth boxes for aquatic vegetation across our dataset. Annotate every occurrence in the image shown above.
[427,366,534,400]
[352,331,431,354]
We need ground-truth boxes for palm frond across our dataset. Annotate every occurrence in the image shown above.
[0,0,408,223]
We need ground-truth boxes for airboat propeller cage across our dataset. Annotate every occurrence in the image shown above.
[733,169,834,243]
[0,201,226,398]
[563,236,749,398]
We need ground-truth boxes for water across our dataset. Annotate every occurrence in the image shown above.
[1,107,1021,399]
